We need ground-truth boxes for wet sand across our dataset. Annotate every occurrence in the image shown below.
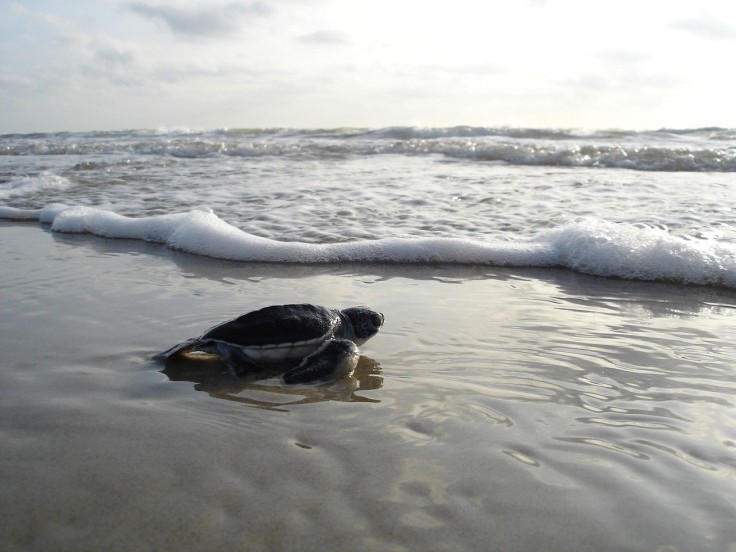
[2,222,736,551]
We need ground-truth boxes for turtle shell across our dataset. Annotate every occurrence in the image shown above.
[201,304,339,362]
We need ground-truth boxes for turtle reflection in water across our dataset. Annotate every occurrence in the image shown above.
[162,354,383,409]
[153,304,384,385]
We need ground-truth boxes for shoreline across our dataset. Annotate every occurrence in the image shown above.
[4,212,736,291]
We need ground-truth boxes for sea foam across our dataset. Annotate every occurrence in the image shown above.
[3,205,735,288]
[0,172,74,200]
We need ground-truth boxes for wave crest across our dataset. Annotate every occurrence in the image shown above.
[2,127,734,172]
[2,205,735,288]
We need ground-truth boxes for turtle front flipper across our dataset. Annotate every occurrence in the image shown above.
[217,344,260,377]
[281,339,360,385]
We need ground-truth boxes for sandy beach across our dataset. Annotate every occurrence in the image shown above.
[5,1,736,548]
[2,221,736,551]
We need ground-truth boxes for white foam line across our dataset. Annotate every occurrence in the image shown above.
[46,206,554,265]
[3,204,736,288]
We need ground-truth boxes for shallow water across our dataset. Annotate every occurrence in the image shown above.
[2,224,735,551]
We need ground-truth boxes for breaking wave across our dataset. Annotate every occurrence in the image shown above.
[2,127,734,172]
[3,205,736,288]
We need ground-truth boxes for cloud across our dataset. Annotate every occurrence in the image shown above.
[672,18,736,40]
[95,46,137,66]
[127,1,273,38]
[297,29,350,45]
[82,45,144,87]
[150,61,266,84]
[0,74,35,90]
[595,50,650,64]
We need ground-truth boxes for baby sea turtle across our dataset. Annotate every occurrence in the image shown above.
[153,304,384,384]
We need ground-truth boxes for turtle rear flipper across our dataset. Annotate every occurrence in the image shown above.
[151,337,201,362]
[281,339,359,385]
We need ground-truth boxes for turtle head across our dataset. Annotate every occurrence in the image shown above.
[340,306,384,345]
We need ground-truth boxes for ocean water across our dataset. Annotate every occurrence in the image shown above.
[2,127,736,551]
[2,126,736,286]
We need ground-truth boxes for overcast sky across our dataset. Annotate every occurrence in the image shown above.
[2,0,735,132]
